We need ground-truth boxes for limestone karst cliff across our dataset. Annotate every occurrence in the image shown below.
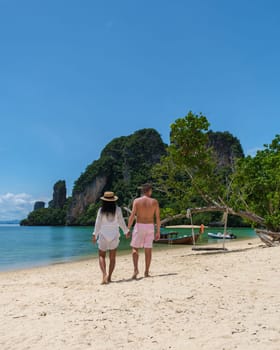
[67,128,167,224]
[48,180,67,209]
[33,201,45,211]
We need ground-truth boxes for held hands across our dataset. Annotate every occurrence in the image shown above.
[126,230,131,239]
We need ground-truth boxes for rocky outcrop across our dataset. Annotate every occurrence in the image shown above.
[208,131,244,168]
[66,128,167,225]
[33,201,45,211]
[21,180,67,226]
[67,175,107,225]
[48,180,66,209]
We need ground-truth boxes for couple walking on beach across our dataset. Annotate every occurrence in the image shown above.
[92,183,161,284]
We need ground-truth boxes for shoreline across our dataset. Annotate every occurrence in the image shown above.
[0,236,259,275]
[0,236,261,276]
[0,225,257,274]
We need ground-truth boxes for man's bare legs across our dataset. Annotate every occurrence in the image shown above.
[132,247,139,279]
[131,247,152,278]
[108,249,116,282]
[98,250,108,284]
[144,248,152,277]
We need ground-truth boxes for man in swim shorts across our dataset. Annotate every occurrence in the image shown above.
[127,183,161,279]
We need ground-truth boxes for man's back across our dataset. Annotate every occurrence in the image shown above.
[134,196,158,224]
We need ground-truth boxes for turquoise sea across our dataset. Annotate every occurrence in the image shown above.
[0,225,257,272]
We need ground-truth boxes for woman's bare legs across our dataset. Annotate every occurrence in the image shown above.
[98,249,108,284]
[108,249,117,282]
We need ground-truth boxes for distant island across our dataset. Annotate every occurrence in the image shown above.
[21,117,246,227]
[0,220,20,225]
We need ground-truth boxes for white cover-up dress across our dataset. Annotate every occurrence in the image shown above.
[93,207,128,251]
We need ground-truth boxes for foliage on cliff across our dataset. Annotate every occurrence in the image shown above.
[20,208,66,226]
[74,129,167,200]
[72,128,167,224]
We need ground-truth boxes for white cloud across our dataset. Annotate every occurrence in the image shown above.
[0,193,48,221]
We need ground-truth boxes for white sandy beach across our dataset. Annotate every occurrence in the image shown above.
[1,238,280,350]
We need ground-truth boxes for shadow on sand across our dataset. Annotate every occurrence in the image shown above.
[188,244,263,257]
[112,272,178,284]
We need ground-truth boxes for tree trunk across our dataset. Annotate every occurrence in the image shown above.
[255,229,280,240]
[189,206,265,225]
[160,206,265,226]
[124,204,266,231]
[160,213,187,225]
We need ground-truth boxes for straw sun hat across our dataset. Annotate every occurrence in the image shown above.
[100,191,118,202]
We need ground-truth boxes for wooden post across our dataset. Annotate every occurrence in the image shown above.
[190,211,196,246]
[223,209,228,250]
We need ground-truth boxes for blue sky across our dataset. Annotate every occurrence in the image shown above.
[0,0,280,219]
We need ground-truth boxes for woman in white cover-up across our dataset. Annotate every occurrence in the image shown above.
[92,191,129,284]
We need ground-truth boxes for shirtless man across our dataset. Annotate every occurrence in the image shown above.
[127,183,160,279]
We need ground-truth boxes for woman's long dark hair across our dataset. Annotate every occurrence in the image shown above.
[101,200,116,217]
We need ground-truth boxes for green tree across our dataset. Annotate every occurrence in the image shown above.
[153,112,227,211]
[154,111,280,232]
[21,208,66,226]
[153,111,247,225]
[231,135,280,231]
